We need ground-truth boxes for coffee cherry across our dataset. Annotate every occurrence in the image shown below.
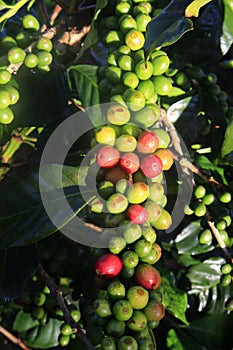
[105,166,128,185]
[135,60,153,80]
[123,72,139,88]
[105,30,123,47]
[152,209,172,230]
[203,193,215,205]
[101,336,117,350]
[133,2,152,16]
[113,299,133,321]
[216,219,227,231]
[155,149,174,170]
[93,298,112,317]
[107,193,128,214]
[123,223,142,243]
[8,47,26,64]
[59,334,70,347]
[97,146,120,168]
[117,336,138,350]
[127,204,148,224]
[0,90,11,109]
[37,51,53,67]
[137,80,154,100]
[135,263,161,290]
[61,323,73,336]
[133,104,160,128]
[118,54,135,71]
[106,66,122,83]
[0,107,14,124]
[98,181,115,199]
[143,201,162,223]
[194,202,206,217]
[32,291,46,306]
[70,309,81,322]
[135,13,151,32]
[106,318,126,337]
[225,297,233,312]
[125,30,145,51]
[140,154,163,178]
[0,69,11,84]
[152,75,172,96]
[134,239,152,258]
[151,128,170,149]
[221,263,232,275]
[137,338,154,350]
[119,14,137,33]
[143,300,165,321]
[140,243,162,264]
[126,286,149,309]
[125,89,146,111]
[152,54,170,75]
[95,253,123,278]
[122,250,139,268]
[194,185,206,199]
[0,36,17,53]
[107,281,126,301]
[95,125,116,146]
[199,229,212,245]
[127,310,147,331]
[109,236,127,254]
[116,135,137,152]
[107,104,131,125]
[120,153,140,174]
[141,226,157,244]
[126,182,149,204]
[221,274,232,287]
[218,192,232,204]
[22,14,40,31]
[36,37,53,52]
[137,131,159,154]
[148,183,164,202]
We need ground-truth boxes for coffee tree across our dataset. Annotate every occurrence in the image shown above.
[0,0,232,349]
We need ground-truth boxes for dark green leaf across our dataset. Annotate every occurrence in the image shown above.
[145,13,193,56]
[204,284,233,314]
[175,221,214,255]
[158,270,189,324]
[13,310,39,333]
[221,0,233,55]
[0,245,39,299]
[186,257,225,291]
[21,317,63,349]
[181,313,233,349]
[68,64,100,109]
[221,121,233,158]
[0,173,95,248]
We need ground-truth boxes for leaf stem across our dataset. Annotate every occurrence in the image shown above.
[0,0,30,24]
[0,325,30,350]
[37,264,95,350]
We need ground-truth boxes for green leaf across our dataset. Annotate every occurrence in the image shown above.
[185,0,212,18]
[221,121,233,158]
[167,329,184,350]
[144,1,193,56]
[0,245,39,299]
[221,0,233,55]
[196,155,228,184]
[68,64,100,109]
[175,221,214,255]
[158,270,189,324]
[0,173,94,248]
[186,257,225,291]
[20,316,63,349]
[13,310,39,333]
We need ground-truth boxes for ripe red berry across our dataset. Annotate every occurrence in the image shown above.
[95,253,123,279]
[97,146,120,168]
[137,131,159,154]
[135,263,161,290]
[127,204,148,224]
[120,153,140,174]
[140,154,162,178]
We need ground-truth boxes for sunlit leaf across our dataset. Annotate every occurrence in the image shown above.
[185,0,212,18]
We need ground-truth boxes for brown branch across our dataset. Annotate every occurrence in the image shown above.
[84,222,102,232]
[37,264,95,350]
[0,325,30,350]
[207,220,232,263]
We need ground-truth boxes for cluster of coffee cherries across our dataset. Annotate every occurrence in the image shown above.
[185,184,232,286]
[97,0,172,107]
[90,279,163,349]
[0,14,53,124]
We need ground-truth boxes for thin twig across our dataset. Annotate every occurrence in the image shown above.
[0,325,30,350]
[207,220,233,263]
[84,222,103,232]
[37,264,95,350]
